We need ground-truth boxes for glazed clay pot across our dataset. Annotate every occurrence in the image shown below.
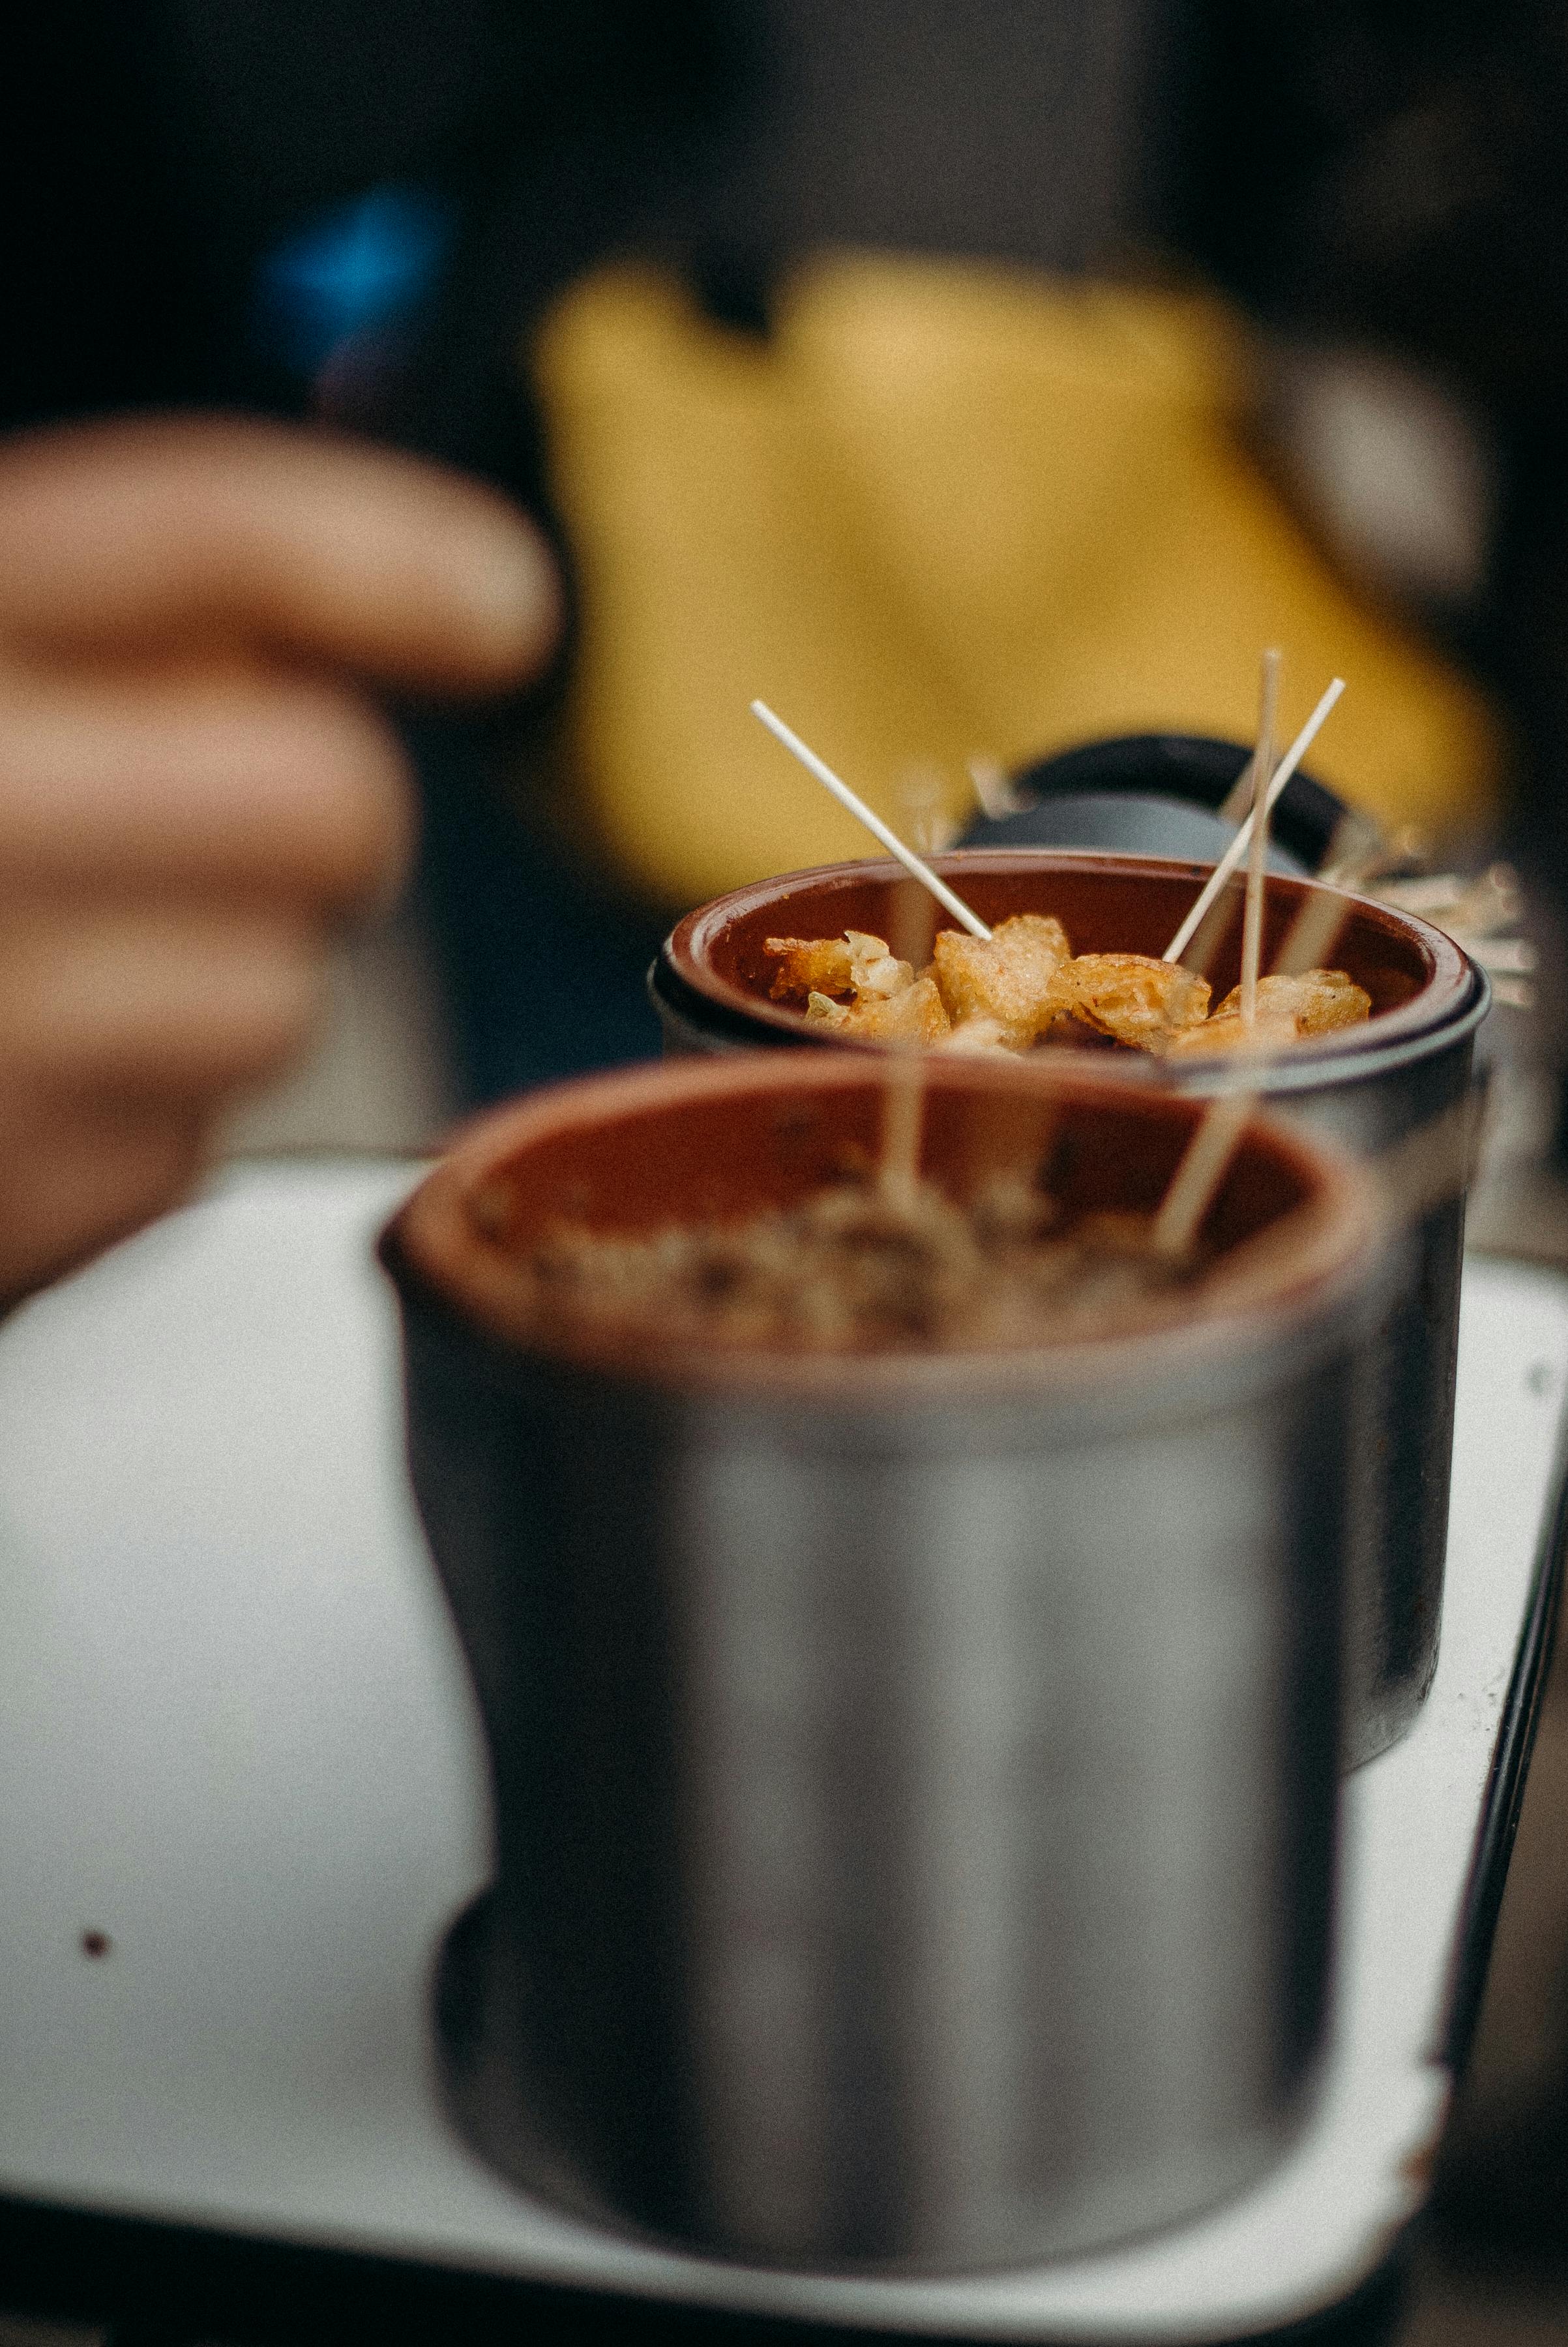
[652,851,1488,1764]
[960,730,1344,870]
[382,1053,1380,2273]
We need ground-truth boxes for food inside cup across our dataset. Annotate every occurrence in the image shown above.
[395,1057,1370,1371]
[477,1168,1196,1353]
[763,913,1370,1057]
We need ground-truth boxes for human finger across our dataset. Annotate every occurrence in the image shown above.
[0,415,561,691]
[0,1094,208,1308]
[0,667,415,912]
[0,906,327,1099]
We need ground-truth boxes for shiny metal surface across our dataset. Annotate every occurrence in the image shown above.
[956,792,1309,873]
[993,731,1349,873]
[1172,1011,1486,1766]
[650,959,767,1056]
[397,1296,1357,2273]
[651,858,1489,1767]
[0,1170,1557,2338]
[384,1059,1379,2273]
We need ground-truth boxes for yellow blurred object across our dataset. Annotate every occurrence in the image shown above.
[531,256,1501,909]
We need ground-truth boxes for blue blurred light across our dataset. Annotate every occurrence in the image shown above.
[252,185,454,375]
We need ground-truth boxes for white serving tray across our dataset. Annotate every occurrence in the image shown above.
[0,1161,1560,2343]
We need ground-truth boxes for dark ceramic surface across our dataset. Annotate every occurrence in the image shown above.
[981,730,1346,871]
[659,851,1467,1068]
[956,788,1310,871]
[654,854,1487,1764]
[383,1056,1377,2271]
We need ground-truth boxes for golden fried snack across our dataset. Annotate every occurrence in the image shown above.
[806,973,951,1043]
[509,1171,1192,1353]
[765,924,1368,1061]
[1053,954,1211,1053]
[935,1015,1014,1056]
[932,912,1070,1047]
[767,934,855,999]
[1165,1011,1299,1057]
[1211,970,1372,1034]
[766,929,915,1004]
[1168,969,1370,1057]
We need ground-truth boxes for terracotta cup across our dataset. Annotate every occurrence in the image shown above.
[381,1053,1381,2271]
[652,851,1488,1764]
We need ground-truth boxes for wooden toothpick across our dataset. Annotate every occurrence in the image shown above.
[1154,786,1368,1267]
[751,701,992,940]
[878,819,938,1206]
[1239,650,1281,1026]
[878,1054,925,1206]
[1151,1093,1254,1261]
[1162,678,1345,965]
[1273,876,1353,981]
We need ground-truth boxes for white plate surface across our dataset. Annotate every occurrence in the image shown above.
[0,1163,1561,2342]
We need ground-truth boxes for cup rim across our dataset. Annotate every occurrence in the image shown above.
[662,848,1482,1072]
[383,1051,1381,1402]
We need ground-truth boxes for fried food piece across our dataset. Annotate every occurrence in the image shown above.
[1035,1011,1125,1053]
[1169,969,1372,1056]
[766,934,855,999]
[765,929,912,1003]
[934,1015,1014,1056]
[1165,1011,1299,1057]
[932,913,1071,1047]
[767,923,949,1041]
[516,1173,1193,1353]
[1053,955,1211,1053]
[1212,970,1372,1035]
[806,972,951,1044]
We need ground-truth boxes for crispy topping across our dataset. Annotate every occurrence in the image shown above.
[761,927,1370,1056]
[1213,969,1371,1034]
[1168,969,1372,1056]
[932,913,1070,1047]
[501,1173,1193,1353]
[766,934,855,1000]
[1053,955,1211,1053]
[1165,1011,1300,1057]
[806,972,951,1043]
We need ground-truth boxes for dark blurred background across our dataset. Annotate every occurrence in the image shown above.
[6,9,1568,2335]
[12,1,1568,1103]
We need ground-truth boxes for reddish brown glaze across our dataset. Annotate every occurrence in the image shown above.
[386,1054,1376,1394]
[664,851,1473,1060]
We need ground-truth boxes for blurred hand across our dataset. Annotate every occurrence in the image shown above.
[0,415,559,1304]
